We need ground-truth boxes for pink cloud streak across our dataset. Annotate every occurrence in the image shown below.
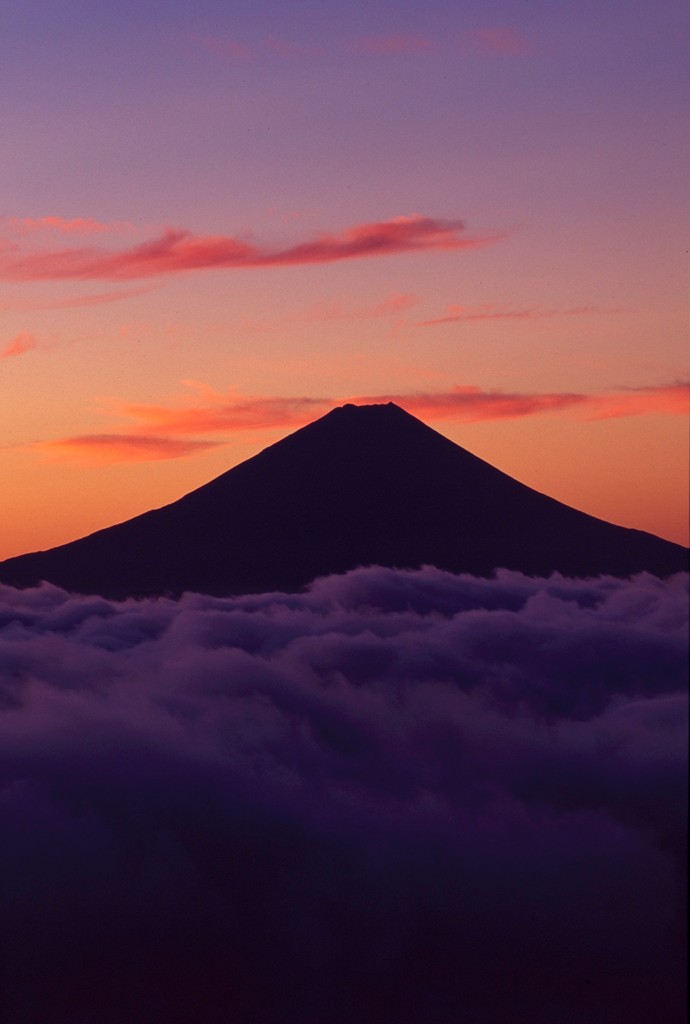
[1,332,37,359]
[419,304,609,327]
[0,216,496,282]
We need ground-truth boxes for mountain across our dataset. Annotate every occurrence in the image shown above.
[0,403,686,597]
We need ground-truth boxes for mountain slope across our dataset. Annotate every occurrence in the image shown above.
[0,403,686,596]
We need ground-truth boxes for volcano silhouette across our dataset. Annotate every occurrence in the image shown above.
[0,403,686,596]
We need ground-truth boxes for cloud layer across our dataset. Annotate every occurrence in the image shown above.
[0,567,686,1023]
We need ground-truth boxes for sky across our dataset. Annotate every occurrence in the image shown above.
[1,0,688,559]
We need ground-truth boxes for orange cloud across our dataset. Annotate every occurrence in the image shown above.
[347,34,434,55]
[35,435,223,464]
[1,332,37,359]
[114,393,332,435]
[361,386,585,421]
[357,383,689,422]
[0,216,497,282]
[585,383,690,420]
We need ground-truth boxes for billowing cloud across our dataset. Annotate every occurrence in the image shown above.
[0,567,686,1023]
[0,216,496,282]
[1,332,37,359]
[34,434,223,463]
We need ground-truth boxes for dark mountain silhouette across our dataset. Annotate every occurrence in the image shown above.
[0,403,686,597]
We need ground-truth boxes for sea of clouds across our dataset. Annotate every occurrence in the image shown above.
[1,567,687,1023]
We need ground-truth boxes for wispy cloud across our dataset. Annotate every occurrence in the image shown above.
[362,383,689,422]
[460,26,530,56]
[8,216,133,235]
[199,35,252,61]
[1,332,37,359]
[0,216,496,282]
[419,304,609,327]
[263,36,322,59]
[237,292,420,335]
[35,434,223,464]
[347,34,435,56]
[365,386,586,421]
[0,285,155,313]
[196,28,529,62]
[585,382,690,420]
[114,392,331,435]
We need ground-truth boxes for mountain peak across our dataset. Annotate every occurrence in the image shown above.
[0,405,686,597]
[326,400,411,418]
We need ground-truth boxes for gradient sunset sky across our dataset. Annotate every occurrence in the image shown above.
[2,0,688,560]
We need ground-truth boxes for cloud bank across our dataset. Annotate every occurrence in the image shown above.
[0,567,686,1023]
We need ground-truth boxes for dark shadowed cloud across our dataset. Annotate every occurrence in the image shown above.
[0,568,686,1023]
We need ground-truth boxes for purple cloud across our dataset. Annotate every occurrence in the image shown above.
[0,568,686,1023]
